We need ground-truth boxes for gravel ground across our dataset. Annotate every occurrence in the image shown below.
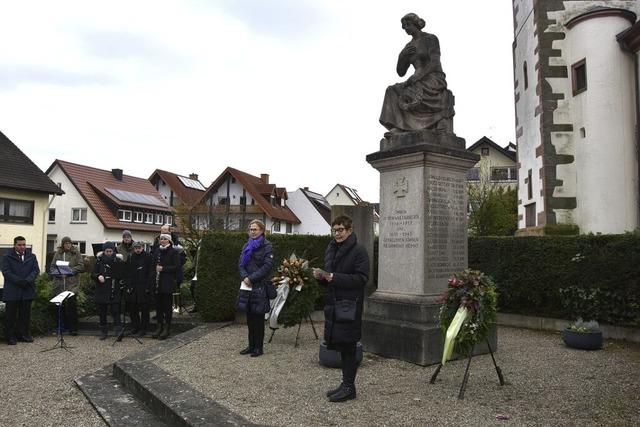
[156,324,640,427]
[0,332,153,427]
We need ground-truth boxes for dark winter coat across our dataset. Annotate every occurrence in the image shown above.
[322,233,369,346]
[154,245,179,295]
[1,250,40,301]
[50,246,84,293]
[151,235,186,285]
[91,254,124,304]
[237,238,274,314]
[125,251,154,303]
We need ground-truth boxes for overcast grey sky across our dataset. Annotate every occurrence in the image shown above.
[0,1,515,203]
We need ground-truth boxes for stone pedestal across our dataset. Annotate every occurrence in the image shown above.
[362,135,489,366]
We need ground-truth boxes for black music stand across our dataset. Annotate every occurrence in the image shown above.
[41,291,74,353]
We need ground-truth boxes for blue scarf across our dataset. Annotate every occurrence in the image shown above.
[240,235,264,267]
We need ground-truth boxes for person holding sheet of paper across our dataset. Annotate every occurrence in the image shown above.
[2,236,39,345]
[236,219,274,357]
[92,242,123,340]
[50,236,85,335]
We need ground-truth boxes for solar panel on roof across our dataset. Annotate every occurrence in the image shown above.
[105,188,167,207]
[178,176,206,191]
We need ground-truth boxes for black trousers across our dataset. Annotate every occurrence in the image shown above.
[247,312,265,350]
[129,302,150,331]
[96,303,120,330]
[156,293,173,324]
[62,295,78,332]
[4,299,32,340]
[340,342,358,386]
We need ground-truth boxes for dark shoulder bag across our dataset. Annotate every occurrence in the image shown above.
[333,287,357,322]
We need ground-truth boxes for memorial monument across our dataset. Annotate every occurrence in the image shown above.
[363,13,486,365]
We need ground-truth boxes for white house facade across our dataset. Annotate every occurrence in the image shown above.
[287,188,331,235]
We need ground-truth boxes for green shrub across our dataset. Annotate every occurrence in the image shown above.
[469,234,640,327]
[196,231,331,322]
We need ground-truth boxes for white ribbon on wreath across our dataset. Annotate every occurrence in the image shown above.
[266,278,290,328]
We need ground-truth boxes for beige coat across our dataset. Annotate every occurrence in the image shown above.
[50,246,85,293]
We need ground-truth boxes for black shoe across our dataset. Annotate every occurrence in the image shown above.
[326,383,344,397]
[7,338,17,345]
[70,330,78,336]
[20,335,34,343]
[158,324,170,341]
[137,330,146,338]
[99,329,108,340]
[250,348,264,357]
[239,346,253,355]
[151,324,163,339]
[329,384,356,402]
[130,328,140,335]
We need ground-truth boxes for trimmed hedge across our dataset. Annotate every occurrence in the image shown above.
[197,232,332,322]
[469,234,640,327]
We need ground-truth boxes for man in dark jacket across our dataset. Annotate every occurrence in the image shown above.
[314,215,369,402]
[126,241,154,336]
[152,233,180,340]
[1,236,40,345]
[91,241,124,340]
[116,230,134,262]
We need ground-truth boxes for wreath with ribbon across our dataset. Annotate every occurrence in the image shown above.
[439,269,497,363]
[269,253,322,328]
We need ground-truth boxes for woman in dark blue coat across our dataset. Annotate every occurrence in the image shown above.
[314,215,369,402]
[237,219,273,357]
[91,242,124,340]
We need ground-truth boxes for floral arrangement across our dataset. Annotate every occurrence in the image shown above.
[272,253,312,291]
[439,269,497,361]
[567,318,601,333]
[271,253,322,328]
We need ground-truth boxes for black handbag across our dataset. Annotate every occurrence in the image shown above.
[334,298,357,322]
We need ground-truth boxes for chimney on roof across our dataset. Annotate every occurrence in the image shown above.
[112,168,123,181]
[189,173,198,180]
[260,173,269,184]
[303,187,309,191]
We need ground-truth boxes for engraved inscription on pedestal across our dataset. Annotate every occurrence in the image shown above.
[378,169,424,295]
[424,170,467,294]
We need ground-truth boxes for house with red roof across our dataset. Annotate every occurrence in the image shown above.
[148,169,207,209]
[1,131,64,286]
[45,160,172,254]
[195,167,300,233]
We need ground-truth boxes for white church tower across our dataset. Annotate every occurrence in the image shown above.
[513,0,640,234]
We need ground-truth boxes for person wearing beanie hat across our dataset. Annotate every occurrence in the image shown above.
[151,234,180,340]
[117,230,134,262]
[126,241,154,337]
[91,241,123,340]
[50,236,85,335]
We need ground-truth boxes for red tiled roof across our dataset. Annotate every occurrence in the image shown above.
[148,169,207,208]
[46,160,171,232]
[200,167,300,224]
[0,130,64,195]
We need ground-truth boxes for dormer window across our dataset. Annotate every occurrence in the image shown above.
[117,209,132,222]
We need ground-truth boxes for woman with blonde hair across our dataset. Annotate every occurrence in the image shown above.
[236,219,274,357]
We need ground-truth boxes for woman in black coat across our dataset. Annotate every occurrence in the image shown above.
[314,215,369,403]
[91,242,124,340]
[126,241,154,336]
[237,219,273,357]
[152,233,179,340]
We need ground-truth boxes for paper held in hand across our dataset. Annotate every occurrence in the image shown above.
[50,291,74,304]
[240,281,252,291]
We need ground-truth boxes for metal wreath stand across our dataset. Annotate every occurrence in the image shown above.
[429,338,506,399]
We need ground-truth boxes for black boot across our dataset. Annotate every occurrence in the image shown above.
[239,346,253,355]
[99,326,108,340]
[158,323,170,340]
[151,323,163,339]
[250,347,264,357]
[326,383,344,397]
[328,383,356,402]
